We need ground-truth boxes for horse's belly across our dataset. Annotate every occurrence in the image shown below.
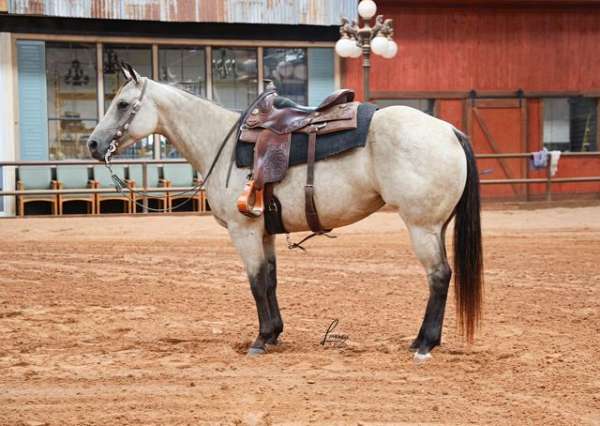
[273,149,383,233]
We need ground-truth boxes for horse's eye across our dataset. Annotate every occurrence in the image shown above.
[117,101,129,110]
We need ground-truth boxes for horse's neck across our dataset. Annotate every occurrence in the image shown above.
[152,81,239,179]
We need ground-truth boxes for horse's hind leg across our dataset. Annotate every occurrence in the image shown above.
[263,234,283,345]
[407,224,452,361]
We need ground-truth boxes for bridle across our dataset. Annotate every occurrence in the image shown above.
[100,76,331,248]
[104,78,149,166]
[102,77,241,212]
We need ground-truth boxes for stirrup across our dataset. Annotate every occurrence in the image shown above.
[237,180,264,217]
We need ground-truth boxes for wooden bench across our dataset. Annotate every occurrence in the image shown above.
[237,85,359,233]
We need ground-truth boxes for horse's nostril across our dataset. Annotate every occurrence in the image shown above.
[88,140,98,150]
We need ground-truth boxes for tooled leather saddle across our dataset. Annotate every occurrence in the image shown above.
[236,83,359,233]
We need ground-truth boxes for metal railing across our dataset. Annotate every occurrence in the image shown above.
[0,159,203,214]
[477,151,600,201]
[1,152,599,215]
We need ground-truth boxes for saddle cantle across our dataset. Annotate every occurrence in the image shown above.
[236,85,360,233]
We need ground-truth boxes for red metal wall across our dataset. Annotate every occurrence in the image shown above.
[343,4,600,97]
[342,3,600,199]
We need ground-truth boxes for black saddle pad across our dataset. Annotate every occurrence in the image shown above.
[235,102,378,168]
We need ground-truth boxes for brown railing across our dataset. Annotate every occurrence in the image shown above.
[0,159,203,214]
[477,151,600,201]
[1,152,599,215]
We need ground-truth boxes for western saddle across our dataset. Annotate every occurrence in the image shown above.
[237,82,359,233]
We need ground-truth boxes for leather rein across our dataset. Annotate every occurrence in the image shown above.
[102,79,332,250]
[103,77,241,212]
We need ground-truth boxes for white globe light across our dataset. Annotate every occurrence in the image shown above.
[349,42,362,58]
[371,34,389,56]
[335,37,355,58]
[358,0,377,20]
[382,39,398,58]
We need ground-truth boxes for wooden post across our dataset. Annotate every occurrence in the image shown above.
[152,44,160,159]
[596,98,600,151]
[520,93,529,201]
[545,160,552,201]
[142,163,149,213]
[96,43,104,118]
[257,47,264,93]
[205,46,213,101]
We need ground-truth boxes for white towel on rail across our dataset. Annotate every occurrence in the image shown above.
[549,150,561,177]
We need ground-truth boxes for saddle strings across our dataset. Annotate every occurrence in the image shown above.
[286,231,336,252]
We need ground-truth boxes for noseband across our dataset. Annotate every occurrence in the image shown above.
[104,77,149,165]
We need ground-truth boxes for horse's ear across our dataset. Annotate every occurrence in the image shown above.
[126,63,141,84]
[120,62,132,81]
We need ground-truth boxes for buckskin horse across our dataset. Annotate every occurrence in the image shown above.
[87,65,483,361]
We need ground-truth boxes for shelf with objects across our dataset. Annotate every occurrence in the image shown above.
[47,42,98,161]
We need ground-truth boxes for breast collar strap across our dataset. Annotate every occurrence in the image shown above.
[105,78,149,165]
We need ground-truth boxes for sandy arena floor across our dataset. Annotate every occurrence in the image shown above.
[1,207,599,425]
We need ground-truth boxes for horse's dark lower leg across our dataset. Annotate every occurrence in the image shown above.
[248,262,275,354]
[407,225,452,359]
[411,262,452,355]
[265,256,283,345]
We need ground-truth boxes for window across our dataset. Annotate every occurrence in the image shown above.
[212,48,258,111]
[158,46,206,158]
[46,42,98,160]
[103,44,154,159]
[544,98,597,152]
[159,47,206,97]
[374,99,436,116]
[263,48,307,105]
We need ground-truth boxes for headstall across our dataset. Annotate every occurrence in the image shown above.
[104,77,149,166]
[102,77,241,212]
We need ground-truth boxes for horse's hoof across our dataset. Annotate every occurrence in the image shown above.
[266,338,280,346]
[247,347,267,357]
[414,351,432,363]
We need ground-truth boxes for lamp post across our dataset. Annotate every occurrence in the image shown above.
[335,0,397,102]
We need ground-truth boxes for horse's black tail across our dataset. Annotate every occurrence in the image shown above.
[452,129,483,342]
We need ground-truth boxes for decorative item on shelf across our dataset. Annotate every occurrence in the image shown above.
[278,61,294,78]
[213,49,238,79]
[265,49,307,86]
[336,0,397,101]
[160,66,178,82]
[60,111,83,131]
[64,59,90,86]
[293,64,307,80]
[103,48,121,74]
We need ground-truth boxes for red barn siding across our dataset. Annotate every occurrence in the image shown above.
[437,99,464,130]
[343,3,600,199]
[343,5,600,98]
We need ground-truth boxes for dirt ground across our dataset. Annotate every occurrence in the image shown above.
[1,206,599,425]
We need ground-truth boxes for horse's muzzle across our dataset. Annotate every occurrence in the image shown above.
[87,139,105,161]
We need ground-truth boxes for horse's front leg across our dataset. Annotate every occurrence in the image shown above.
[263,234,283,345]
[229,224,277,355]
